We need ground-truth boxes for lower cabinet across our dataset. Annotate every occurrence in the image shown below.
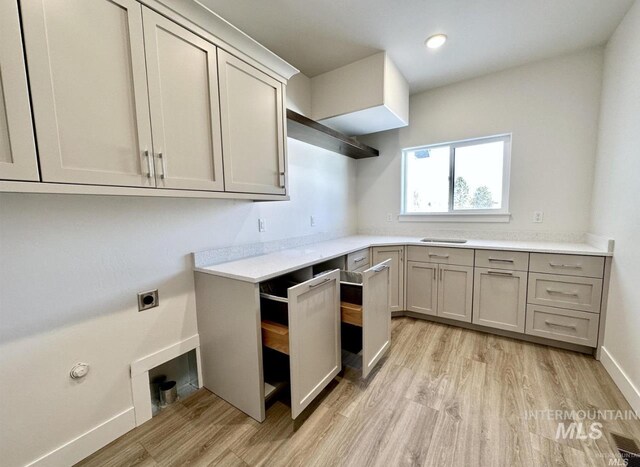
[195,256,392,423]
[437,265,473,323]
[340,260,391,378]
[372,246,404,312]
[260,270,341,419]
[406,261,437,316]
[472,268,527,332]
[406,261,473,323]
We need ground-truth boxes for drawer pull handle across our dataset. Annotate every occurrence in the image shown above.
[488,258,514,263]
[373,265,389,273]
[279,171,286,188]
[546,288,579,297]
[487,270,514,276]
[429,253,450,258]
[545,320,577,330]
[309,278,331,288]
[354,257,367,263]
[549,262,582,269]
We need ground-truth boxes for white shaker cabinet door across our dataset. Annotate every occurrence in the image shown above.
[362,260,391,378]
[437,265,473,323]
[0,0,38,181]
[288,270,341,419]
[406,261,438,316]
[472,268,527,333]
[142,8,224,191]
[217,50,286,195]
[372,246,405,312]
[21,0,154,187]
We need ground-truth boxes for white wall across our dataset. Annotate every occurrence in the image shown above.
[590,0,640,412]
[357,48,604,240]
[0,140,356,466]
[286,73,312,117]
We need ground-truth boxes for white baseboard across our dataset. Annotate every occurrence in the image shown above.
[26,407,135,467]
[600,346,640,413]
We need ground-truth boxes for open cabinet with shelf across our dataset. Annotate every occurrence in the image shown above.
[194,248,394,422]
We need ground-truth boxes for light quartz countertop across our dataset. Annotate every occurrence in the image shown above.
[194,235,612,283]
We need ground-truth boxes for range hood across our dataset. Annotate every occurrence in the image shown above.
[309,52,409,136]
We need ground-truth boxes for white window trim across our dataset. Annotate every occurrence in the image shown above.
[401,134,512,222]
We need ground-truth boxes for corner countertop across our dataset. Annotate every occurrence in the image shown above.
[194,235,612,283]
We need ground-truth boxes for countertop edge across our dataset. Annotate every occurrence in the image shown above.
[194,236,612,283]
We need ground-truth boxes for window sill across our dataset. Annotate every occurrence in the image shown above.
[398,212,511,223]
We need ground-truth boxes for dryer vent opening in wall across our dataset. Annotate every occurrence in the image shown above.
[149,349,199,417]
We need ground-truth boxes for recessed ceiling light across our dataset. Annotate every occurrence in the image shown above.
[425,34,447,49]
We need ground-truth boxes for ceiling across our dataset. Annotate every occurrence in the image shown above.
[200,0,634,93]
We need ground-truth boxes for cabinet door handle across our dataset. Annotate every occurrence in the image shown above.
[279,171,285,188]
[439,268,443,281]
[354,257,367,263]
[487,270,514,276]
[544,320,577,330]
[549,262,582,269]
[546,288,579,297]
[144,150,153,178]
[488,258,514,263]
[433,268,436,281]
[158,152,167,180]
[309,278,331,289]
[429,253,449,259]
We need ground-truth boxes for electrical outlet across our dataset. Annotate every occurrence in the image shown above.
[310,215,316,227]
[386,213,393,222]
[138,289,159,311]
[533,211,544,223]
[258,218,266,232]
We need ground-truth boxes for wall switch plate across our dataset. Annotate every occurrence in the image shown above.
[386,213,393,222]
[310,215,316,227]
[533,211,544,223]
[258,218,266,232]
[138,289,159,311]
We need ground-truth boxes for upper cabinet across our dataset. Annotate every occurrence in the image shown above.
[218,50,286,195]
[22,0,154,188]
[11,0,294,199]
[142,7,224,191]
[0,0,39,181]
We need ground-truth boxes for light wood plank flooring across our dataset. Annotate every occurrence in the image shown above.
[78,317,640,466]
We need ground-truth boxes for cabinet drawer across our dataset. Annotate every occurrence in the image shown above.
[525,305,599,347]
[528,273,602,313]
[475,250,529,271]
[407,245,473,266]
[529,253,604,278]
[347,248,370,271]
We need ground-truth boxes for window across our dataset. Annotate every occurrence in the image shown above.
[402,134,511,217]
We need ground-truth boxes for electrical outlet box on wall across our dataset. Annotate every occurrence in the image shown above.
[310,52,409,136]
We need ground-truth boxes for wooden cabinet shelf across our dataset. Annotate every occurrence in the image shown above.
[261,320,289,355]
[341,302,363,327]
